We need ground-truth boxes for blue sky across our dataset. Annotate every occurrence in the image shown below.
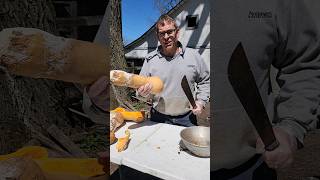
[122,0,160,45]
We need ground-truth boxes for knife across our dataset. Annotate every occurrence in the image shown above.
[228,43,279,151]
[181,75,197,109]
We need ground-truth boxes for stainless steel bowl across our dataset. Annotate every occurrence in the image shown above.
[180,126,210,157]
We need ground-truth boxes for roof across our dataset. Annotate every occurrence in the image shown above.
[124,0,187,52]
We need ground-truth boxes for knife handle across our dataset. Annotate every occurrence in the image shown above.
[265,140,280,151]
[191,102,197,109]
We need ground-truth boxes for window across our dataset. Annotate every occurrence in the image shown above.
[186,15,198,29]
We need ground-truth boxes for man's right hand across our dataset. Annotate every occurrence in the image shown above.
[191,101,204,115]
[256,127,297,169]
[137,83,153,97]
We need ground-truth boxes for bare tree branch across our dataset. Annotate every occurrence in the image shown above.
[153,0,181,15]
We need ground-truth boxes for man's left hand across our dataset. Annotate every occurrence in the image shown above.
[256,127,298,169]
[191,101,204,115]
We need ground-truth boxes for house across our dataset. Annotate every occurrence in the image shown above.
[124,0,210,73]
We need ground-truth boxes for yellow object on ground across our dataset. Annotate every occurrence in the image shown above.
[35,158,105,177]
[0,146,105,178]
[0,146,48,161]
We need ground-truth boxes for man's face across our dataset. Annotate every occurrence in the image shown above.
[157,20,179,56]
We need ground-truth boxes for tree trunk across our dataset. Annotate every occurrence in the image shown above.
[109,0,136,111]
[0,0,79,154]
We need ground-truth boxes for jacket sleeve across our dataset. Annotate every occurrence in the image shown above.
[82,88,107,125]
[194,51,210,106]
[273,0,320,144]
[139,57,151,77]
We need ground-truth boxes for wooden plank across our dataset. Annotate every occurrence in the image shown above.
[47,125,87,158]
[32,131,72,158]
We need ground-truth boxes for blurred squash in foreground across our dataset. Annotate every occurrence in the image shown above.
[35,158,104,177]
[0,146,105,178]
[0,146,48,160]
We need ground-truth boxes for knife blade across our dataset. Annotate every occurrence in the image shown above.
[181,75,197,109]
[228,42,279,151]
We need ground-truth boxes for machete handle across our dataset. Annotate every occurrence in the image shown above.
[265,140,280,151]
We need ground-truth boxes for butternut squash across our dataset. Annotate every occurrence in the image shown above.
[110,111,124,132]
[116,130,130,152]
[35,158,104,177]
[110,70,163,94]
[0,146,48,161]
[112,107,145,123]
[0,28,109,85]
[0,157,47,180]
[0,147,105,178]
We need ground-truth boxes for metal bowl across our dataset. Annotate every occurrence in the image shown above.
[180,126,210,157]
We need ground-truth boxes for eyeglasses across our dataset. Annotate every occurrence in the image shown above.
[157,29,176,38]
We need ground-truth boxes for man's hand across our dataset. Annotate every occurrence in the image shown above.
[137,83,153,97]
[98,151,108,173]
[256,127,298,169]
[191,101,204,115]
[87,76,108,111]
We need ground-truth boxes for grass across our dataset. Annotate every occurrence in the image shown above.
[79,132,108,155]
[132,102,148,111]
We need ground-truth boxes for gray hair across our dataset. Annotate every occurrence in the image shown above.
[155,14,178,33]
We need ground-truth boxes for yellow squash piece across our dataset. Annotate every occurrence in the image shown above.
[0,146,105,178]
[116,130,130,152]
[112,107,125,112]
[0,146,48,161]
[113,107,145,123]
[110,111,124,131]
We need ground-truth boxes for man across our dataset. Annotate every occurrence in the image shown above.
[111,14,210,180]
[137,14,210,127]
[212,0,320,179]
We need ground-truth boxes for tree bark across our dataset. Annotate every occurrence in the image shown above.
[0,0,79,154]
[109,0,136,111]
